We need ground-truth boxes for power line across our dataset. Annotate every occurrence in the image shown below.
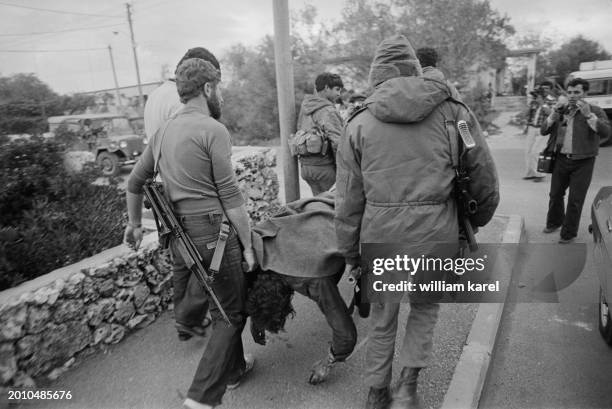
[0,47,107,53]
[0,1,122,18]
[0,23,124,37]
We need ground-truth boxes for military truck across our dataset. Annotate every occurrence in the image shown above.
[46,113,147,176]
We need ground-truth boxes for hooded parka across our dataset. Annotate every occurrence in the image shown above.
[335,42,499,265]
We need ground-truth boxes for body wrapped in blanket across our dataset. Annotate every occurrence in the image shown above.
[246,191,357,384]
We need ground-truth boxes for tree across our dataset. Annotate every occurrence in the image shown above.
[220,0,515,143]
[546,36,611,85]
[0,73,56,104]
[221,38,283,143]
[0,73,96,135]
[326,0,515,84]
[328,0,399,84]
[221,18,327,143]
[393,0,514,80]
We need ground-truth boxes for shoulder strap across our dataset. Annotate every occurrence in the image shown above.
[346,105,368,124]
[152,116,175,178]
[438,100,462,169]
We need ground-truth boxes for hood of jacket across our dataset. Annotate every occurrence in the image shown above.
[300,94,334,116]
[365,76,452,124]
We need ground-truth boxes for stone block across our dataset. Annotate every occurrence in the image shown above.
[115,288,134,303]
[115,267,143,288]
[32,286,61,306]
[86,298,115,327]
[0,343,17,384]
[12,371,36,388]
[95,278,115,297]
[16,334,42,359]
[89,262,116,278]
[104,324,125,344]
[112,301,135,325]
[151,276,171,295]
[25,305,51,334]
[133,284,150,308]
[81,276,100,304]
[126,314,155,330]
[138,295,161,314]
[0,305,27,341]
[92,325,111,346]
[63,272,85,298]
[53,300,85,324]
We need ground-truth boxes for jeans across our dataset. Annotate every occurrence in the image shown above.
[283,272,357,360]
[170,213,212,328]
[546,154,595,240]
[170,212,248,406]
[301,163,336,196]
[365,302,439,388]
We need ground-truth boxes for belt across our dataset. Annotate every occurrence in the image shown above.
[558,153,593,160]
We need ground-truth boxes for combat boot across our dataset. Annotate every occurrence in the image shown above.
[308,349,338,385]
[390,367,421,409]
[365,386,391,409]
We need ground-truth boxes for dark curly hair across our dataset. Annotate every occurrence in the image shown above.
[567,77,589,92]
[175,58,221,104]
[246,270,295,333]
[315,72,344,92]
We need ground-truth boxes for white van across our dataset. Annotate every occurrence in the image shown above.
[568,60,612,146]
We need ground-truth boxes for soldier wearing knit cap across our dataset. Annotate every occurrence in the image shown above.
[143,47,222,342]
[126,57,257,409]
[335,35,499,409]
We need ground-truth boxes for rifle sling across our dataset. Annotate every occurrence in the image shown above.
[151,114,233,276]
[209,214,232,275]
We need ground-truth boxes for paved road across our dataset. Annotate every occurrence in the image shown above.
[6,140,516,409]
[479,114,612,409]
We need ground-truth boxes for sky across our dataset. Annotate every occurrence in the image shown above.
[0,0,611,94]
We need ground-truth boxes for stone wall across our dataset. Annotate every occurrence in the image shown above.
[0,148,279,389]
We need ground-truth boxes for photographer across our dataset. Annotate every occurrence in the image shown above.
[541,78,611,244]
[523,89,550,182]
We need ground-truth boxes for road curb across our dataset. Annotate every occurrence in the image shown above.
[440,214,525,409]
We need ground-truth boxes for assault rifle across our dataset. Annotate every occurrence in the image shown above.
[456,120,478,253]
[142,179,231,325]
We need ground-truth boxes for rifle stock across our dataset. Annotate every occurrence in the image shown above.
[143,179,232,326]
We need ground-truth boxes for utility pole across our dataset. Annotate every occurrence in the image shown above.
[108,45,123,110]
[272,0,299,202]
[125,3,144,108]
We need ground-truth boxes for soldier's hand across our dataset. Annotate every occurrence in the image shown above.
[243,247,257,272]
[123,225,143,250]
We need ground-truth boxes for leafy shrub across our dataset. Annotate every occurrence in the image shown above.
[0,138,126,290]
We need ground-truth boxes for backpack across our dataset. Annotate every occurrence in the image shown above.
[288,113,329,157]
